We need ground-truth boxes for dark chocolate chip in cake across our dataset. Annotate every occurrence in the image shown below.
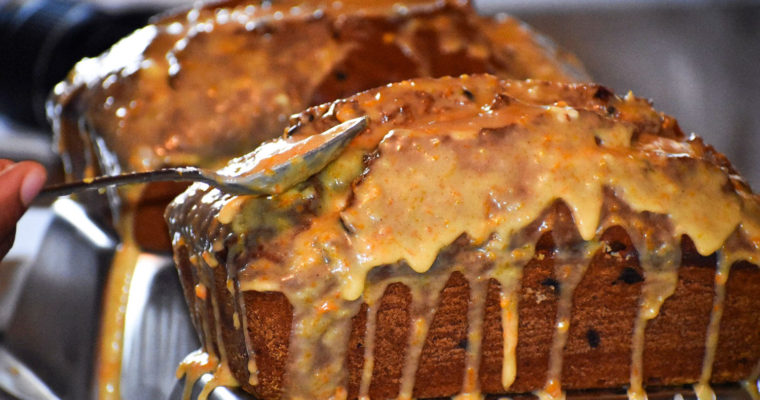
[541,278,560,294]
[586,328,601,349]
[617,267,644,285]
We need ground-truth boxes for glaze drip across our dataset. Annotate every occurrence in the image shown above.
[458,267,490,398]
[625,218,682,400]
[397,271,451,399]
[538,240,600,400]
[694,252,731,400]
[358,282,390,399]
[49,0,584,182]
[96,212,140,400]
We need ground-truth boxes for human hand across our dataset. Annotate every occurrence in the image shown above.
[0,160,47,260]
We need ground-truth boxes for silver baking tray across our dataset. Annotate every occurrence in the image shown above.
[0,198,200,400]
[0,198,754,400]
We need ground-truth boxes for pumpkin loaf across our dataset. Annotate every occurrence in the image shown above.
[166,75,760,399]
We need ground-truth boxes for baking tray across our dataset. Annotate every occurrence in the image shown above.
[0,198,198,400]
[169,378,754,400]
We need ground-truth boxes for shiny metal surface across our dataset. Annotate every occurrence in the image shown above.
[119,253,197,400]
[0,346,58,400]
[1,199,115,399]
[167,375,752,400]
[0,200,198,400]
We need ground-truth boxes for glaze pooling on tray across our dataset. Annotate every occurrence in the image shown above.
[166,75,760,399]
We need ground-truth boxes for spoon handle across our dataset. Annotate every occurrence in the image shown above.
[37,167,209,200]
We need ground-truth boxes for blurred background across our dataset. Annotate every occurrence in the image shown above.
[485,0,760,190]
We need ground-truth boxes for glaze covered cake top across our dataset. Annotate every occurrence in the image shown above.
[168,74,760,290]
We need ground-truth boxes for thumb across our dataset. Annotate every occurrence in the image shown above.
[0,161,47,258]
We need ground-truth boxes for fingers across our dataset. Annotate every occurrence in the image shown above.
[0,160,47,258]
[18,162,48,206]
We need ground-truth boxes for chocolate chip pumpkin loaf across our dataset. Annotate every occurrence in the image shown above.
[165,75,760,399]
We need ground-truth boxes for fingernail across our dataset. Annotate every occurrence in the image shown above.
[20,168,46,207]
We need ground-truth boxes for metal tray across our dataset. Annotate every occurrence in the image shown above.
[0,199,198,400]
[169,378,753,400]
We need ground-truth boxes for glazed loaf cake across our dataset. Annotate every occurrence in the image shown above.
[48,0,585,251]
[166,75,760,400]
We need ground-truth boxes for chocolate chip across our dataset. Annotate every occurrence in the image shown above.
[339,217,355,235]
[285,122,301,137]
[541,278,560,294]
[617,267,644,284]
[607,105,617,115]
[586,328,600,348]
[606,241,627,254]
[253,22,275,35]
[593,86,613,101]
[167,74,179,90]
[462,88,474,101]
[594,136,603,146]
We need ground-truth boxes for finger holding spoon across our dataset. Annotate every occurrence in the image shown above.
[0,160,47,260]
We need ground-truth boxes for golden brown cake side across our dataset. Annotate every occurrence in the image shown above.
[166,75,760,399]
[172,214,760,399]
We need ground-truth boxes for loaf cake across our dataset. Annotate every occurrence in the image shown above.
[48,0,585,251]
[166,74,760,399]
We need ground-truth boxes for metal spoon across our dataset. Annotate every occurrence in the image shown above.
[39,116,367,199]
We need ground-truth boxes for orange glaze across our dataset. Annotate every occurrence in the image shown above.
[96,211,140,400]
[167,75,760,399]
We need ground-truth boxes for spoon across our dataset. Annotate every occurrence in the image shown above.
[39,116,367,199]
